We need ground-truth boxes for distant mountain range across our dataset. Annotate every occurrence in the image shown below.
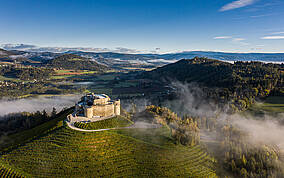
[0,44,142,54]
[1,44,284,69]
[144,51,284,63]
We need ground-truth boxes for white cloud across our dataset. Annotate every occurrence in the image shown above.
[232,38,249,45]
[255,44,265,47]
[0,95,81,117]
[0,43,145,54]
[271,32,284,35]
[250,13,275,18]
[213,36,232,39]
[147,59,179,64]
[1,44,37,50]
[214,36,249,45]
[220,0,257,11]
[261,36,284,40]
[233,38,245,41]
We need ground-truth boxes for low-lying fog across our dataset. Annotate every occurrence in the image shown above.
[169,82,284,151]
[0,95,82,117]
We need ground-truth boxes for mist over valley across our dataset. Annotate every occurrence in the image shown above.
[1,0,284,177]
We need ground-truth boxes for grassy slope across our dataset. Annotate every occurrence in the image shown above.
[0,119,217,177]
[0,108,73,153]
[259,96,284,113]
[74,116,133,130]
[0,109,73,177]
[246,96,284,116]
[0,124,217,177]
[0,162,27,178]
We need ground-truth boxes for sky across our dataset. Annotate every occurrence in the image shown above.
[1,0,284,53]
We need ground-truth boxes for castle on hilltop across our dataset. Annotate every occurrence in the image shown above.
[75,93,120,119]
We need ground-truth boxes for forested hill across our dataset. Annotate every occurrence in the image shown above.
[0,48,15,56]
[48,54,109,71]
[142,57,283,87]
[140,57,284,111]
[0,48,19,62]
[142,58,234,87]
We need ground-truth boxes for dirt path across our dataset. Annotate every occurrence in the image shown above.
[65,113,136,132]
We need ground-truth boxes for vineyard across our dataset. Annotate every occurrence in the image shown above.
[74,116,133,130]
[0,122,217,177]
[0,162,26,178]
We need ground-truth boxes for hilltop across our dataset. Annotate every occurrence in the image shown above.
[47,54,109,71]
[0,108,217,177]
[139,57,284,112]
[140,57,283,87]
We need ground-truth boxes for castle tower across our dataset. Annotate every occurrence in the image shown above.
[114,99,121,116]
[84,107,93,118]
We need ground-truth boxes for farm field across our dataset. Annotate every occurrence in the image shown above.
[46,71,159,100]
[54,69,97,75]
[0,75,22,82]
[50,70,98,80]
[0,117,217,177]
[94,74,117,81]
[246,96,284,116]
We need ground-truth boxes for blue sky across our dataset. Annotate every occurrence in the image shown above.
[1,0,284,53]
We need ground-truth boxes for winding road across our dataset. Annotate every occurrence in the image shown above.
[65,119,116,132]
[65,112,161,132]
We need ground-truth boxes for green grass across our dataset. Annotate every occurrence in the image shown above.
[55,70,97,75]
[68,58,83,61]
[0,75,21,82]
[0,115,217,177]
[247,96,284,115]
[114,81,137,87]
[55,70,74,74]
[81,70,97,74]
[95,74,116,81]
[51,70,97,80]
[74,116,133,130]
[264,96,284,105]
[50,75,76,79]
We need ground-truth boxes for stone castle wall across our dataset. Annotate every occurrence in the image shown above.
[83,100,120,118]
[84,107,93,119]
[78,94,120,119]
[93,97,110,105]
[92,104,115,117]
[114,100,120,116]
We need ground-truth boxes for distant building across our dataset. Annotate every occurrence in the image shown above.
[75,93,120,119]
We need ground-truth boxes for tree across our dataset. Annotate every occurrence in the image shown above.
[242,154,247,166]
[51,107,57,117]
[240,168,249,178]
[231,160,237,172]
[42,110,48,120]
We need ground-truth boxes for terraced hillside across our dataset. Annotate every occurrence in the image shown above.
[0,163,27,178]
[74,116,133,130]
[0,120,217,177]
